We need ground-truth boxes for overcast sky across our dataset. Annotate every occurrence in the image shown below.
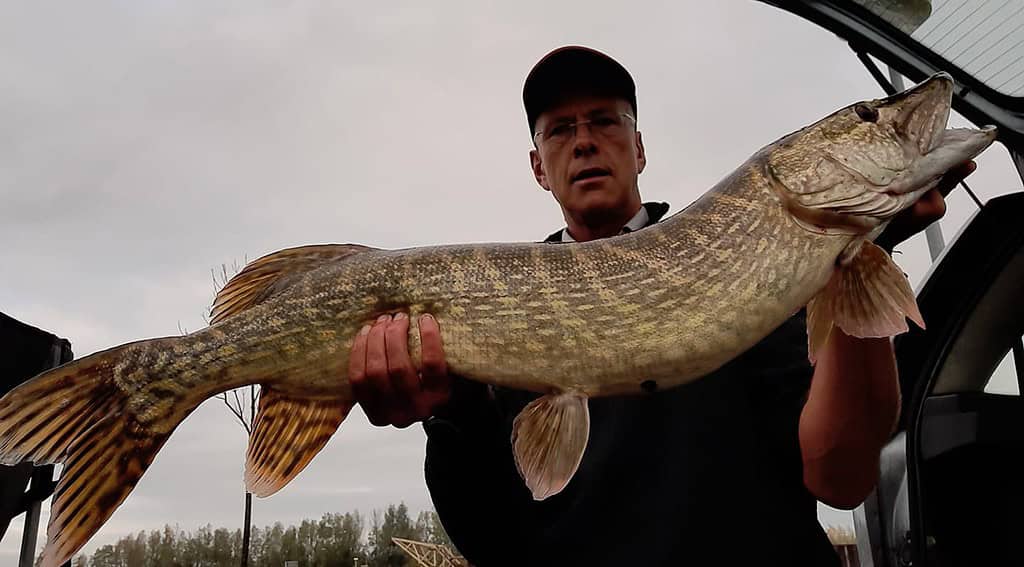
[1,1,1021,562]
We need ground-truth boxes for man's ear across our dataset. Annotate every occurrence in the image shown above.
[530,149,550,191]
[635,131,647,175]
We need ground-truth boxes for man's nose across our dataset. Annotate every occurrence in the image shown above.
[572,124,599,157]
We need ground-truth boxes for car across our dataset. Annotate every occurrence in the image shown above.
[0,313,71,567]
[759,2,1024,565]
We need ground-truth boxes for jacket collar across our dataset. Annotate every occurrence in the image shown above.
[543,201,670,243]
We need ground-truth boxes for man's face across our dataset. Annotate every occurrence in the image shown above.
[530,95,646,220]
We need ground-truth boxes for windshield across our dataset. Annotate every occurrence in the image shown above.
[854,0,1024,97]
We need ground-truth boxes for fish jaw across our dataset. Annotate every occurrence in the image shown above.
[884,125,998,203]
[888,70,954,157]
[765,73,998,235]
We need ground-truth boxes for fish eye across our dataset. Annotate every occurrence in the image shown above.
[854,104,879,123]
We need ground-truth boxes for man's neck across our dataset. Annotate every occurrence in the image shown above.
[564,202,644,243]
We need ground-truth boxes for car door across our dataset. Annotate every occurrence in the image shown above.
[756,2,1024,566]
[895,192,1024,567]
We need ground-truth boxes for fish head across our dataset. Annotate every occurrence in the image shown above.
[765,73,997,233]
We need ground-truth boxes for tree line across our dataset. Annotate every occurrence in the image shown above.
[70,503,457,567]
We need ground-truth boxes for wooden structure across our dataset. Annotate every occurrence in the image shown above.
[391,537,468,567]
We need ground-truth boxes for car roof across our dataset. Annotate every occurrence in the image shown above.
[758,0,1024,152]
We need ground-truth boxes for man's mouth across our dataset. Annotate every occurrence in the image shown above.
[572,167,611,183]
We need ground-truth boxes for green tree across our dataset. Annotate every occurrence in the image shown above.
[113,530,146,567]
[280,524,302,564]
[368,503,424,567]
[78,505,449,567]
[312,512,364,566]
[212,527,236,564]
[151,525,178,565]
[88,545,118,567]
[259,522,285,567]
[417,510,456,548]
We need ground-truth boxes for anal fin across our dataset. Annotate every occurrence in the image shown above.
[807,241,924,362]
[511,392,590,501]
[245,386,351,497]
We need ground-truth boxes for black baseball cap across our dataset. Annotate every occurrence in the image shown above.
[522,46,637,137]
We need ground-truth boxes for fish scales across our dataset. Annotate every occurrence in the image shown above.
[91,161,868,410]
[146,161,839,401]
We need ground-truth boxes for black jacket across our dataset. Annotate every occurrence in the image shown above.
[422,202,840,566]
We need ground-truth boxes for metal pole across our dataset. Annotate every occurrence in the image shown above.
[241,491,252,567]
[18,471,43,567]
[1013,337,1024,395]
[19,344,67,567]
[1012,150,1024,187]
[887,66,906,92]
[923,224,946,261]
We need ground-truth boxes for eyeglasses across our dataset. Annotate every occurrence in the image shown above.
[533,113,636,146]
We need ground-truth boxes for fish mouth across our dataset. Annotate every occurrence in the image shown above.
[883,124,997,197]
[892,72,955,156]
[932,125,999,157]
[884,73,998,195]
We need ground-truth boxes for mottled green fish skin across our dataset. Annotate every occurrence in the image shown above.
[121,163,842,419]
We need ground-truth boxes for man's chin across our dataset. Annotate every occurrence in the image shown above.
[572,198,632,225]
[556,179,633,216]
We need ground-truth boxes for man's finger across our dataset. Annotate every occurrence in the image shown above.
[384,313,418,423]
[364,315,391,380]
[916,188,946,220]
[936,160,976,197]
[362,314,396,425]
[349,323,388,425]
[418,314,450,391]
[348,323,374,405]
[417,314,452,415]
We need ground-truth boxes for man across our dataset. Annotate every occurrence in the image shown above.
[348,47,973,565]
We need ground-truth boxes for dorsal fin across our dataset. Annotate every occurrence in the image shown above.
[210,244,375,324]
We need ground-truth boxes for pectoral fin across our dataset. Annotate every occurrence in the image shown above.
[806,241,924,362]
[511,392,590,501]
[245,386,351,497]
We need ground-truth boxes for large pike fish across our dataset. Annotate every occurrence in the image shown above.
[0,73,996,565]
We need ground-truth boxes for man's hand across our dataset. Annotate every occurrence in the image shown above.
[802,161,979,508]
[349,313,452,428]
[877,160,977,249]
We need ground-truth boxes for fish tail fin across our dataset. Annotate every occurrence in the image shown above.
[0,341,202,567]
[806,240,924,363]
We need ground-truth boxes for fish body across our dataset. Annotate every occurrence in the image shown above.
[187,179,841,400]
[0,73,997,566]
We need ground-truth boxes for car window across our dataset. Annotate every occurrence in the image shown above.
[984,338,1023,395]
[854,0,1024,97]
